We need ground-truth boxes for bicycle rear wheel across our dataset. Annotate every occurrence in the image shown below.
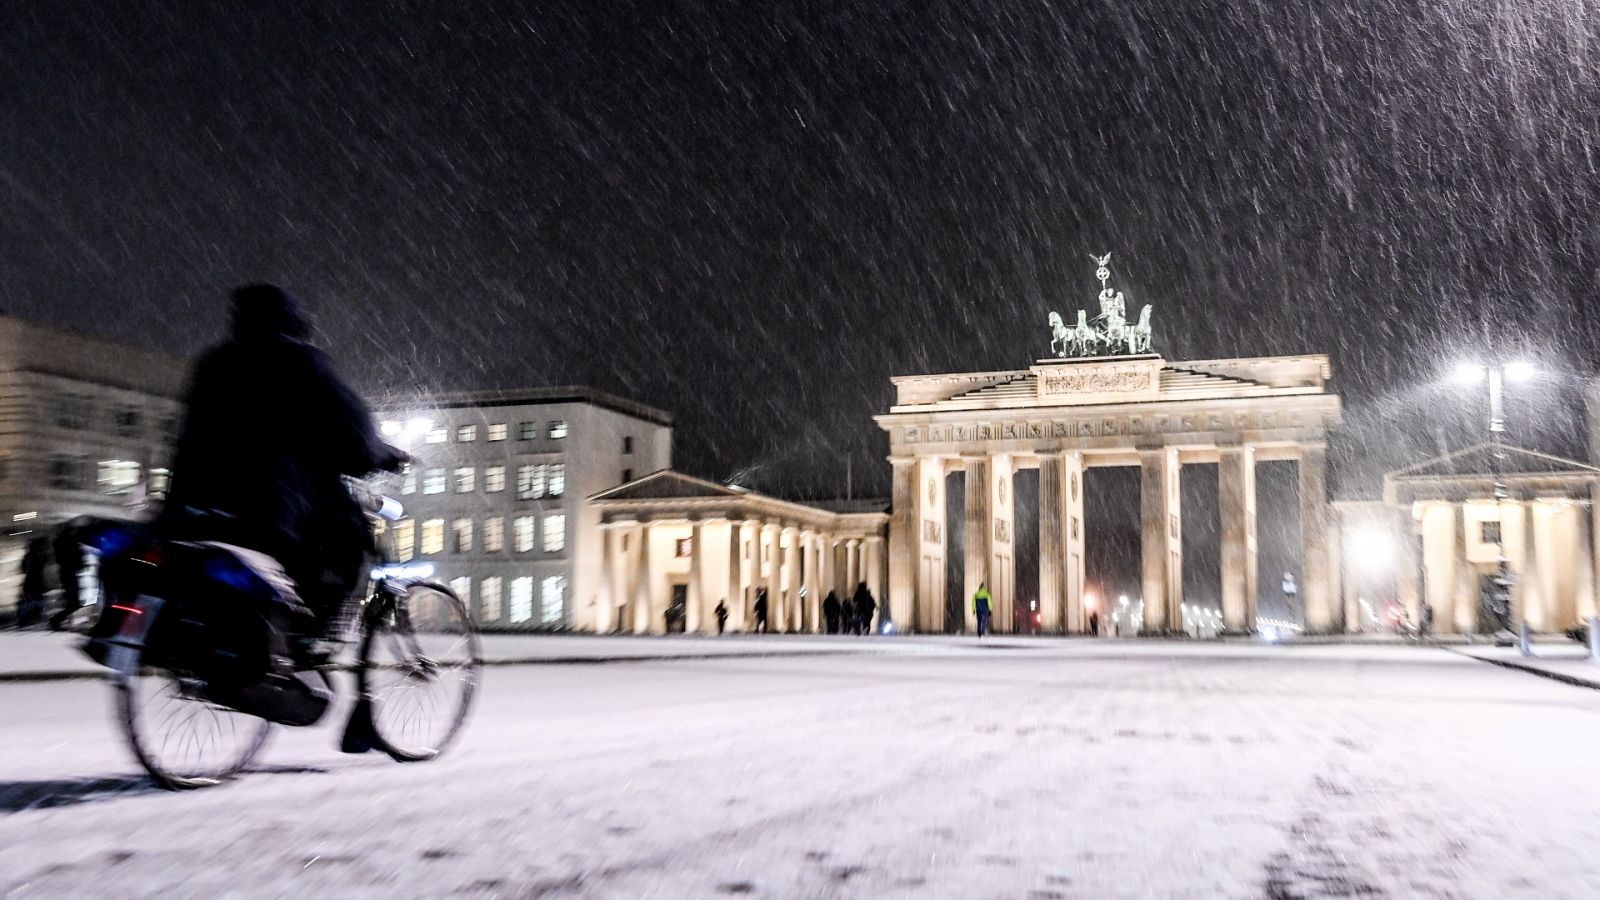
[357,581,480,762]
[116,650,272,790]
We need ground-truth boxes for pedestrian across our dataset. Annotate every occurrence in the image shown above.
[714,599,729,635]
[1088,610,1100,636]
[822,590,842,634]
[753,588,769,634]
[852,581,875,635]
[15,537,50,629]
[973,581,993,638]
[48,521,87,632]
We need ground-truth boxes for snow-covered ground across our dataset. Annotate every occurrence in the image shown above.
[3,640,1600,898]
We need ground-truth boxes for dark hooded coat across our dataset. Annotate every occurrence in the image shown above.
[160,286,401,584]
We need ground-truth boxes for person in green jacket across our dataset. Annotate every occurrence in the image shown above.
[973,582,993,638]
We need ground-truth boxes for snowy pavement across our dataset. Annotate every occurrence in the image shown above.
[0,631,905,680]
[4,641,1600,898]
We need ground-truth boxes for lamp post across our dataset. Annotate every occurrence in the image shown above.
[1452,361,1536,638]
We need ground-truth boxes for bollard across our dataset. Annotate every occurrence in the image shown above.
[1590,616,1600,662]
[1519,620,1532,657]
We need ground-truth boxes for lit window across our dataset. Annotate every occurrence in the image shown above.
[484,465,505,493]
[510,577,534,623]
[49,455,88,491]
[454,466,475,493]
[55,394,91,430]
[518,421,538,441]
[483,517,504,552]
[517,464,546,500]
[148,467,171,498]
[676,538,693,558]
[479,576,503,623]
[548,463,565,498]
[456,424,477,443]
[549,420,568,439]
[541,576,566,625]
[392,519,416,562]
[450,576,471,603]
[452,518,473,553]
[622,436,633,455]
[96,459,142,495]
[401,469,416,495]
[425,426,448,444]
[543,514,566,552]
[423,468,446,494]
[420,519,445,555]
[487,423,507,442]
[514,515,536,553]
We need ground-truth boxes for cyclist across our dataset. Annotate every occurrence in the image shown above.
[158,285,407,654]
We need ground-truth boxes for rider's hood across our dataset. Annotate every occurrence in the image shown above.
[230,284,311,343]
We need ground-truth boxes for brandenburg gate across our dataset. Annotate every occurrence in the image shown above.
[876,255,1343,636]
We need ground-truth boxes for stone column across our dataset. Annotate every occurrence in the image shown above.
[916,458,948,632]
[1038,453,1066,634]
[1064,452,1087,633]
[763,522,781,631]
[802,529,820,632]
[1140,448,1181,634]
[685,521,705,633]
[889,459,918,630]
[788,526,807,631]
[990,454,1017,633]
[1396,506,1420,627]
[1299,444,1335,634]
[727,521,746,632]
[845,539,861,594]
[1420,502,1456,634]
[963,456,992,633]
[632,522,654,634]
[1218,445,1257,634]
[864,536,885,611]
[598,524,619,634]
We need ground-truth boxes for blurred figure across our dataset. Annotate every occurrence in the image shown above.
[753,588,769,633]
[1419,599,1434,638]
[47,520,88,631]
[714,599,728,635]
[822,590,842,634]
[158,285,405,647]
[972,582,992,638]
[1088,610,1100,636]
[852,582,875,635]
[15,537,50,628]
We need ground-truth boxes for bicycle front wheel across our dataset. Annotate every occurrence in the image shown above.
[357,581,481,762]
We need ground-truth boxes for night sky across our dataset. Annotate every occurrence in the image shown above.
[4,2,1597,526]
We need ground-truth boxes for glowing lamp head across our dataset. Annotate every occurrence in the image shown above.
[1504,361,1536,383]
[1453,362,1487,384]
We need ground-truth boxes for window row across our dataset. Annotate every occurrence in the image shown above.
[416,419,569,445]
[52,394,174,438]
[389,513,566,560]
[447,574,566,626]
[46,456,170,497]
[402,463,565,499]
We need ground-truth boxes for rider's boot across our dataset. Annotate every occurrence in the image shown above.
[340,696,380,754]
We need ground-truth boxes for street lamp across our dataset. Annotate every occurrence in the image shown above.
[1452,359,1537,638]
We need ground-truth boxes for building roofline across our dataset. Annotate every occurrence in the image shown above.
[377,386,672,427]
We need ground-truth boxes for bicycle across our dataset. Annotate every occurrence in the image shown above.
[83,487,481,790]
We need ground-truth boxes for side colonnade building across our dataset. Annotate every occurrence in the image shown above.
[590,471,888,634]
